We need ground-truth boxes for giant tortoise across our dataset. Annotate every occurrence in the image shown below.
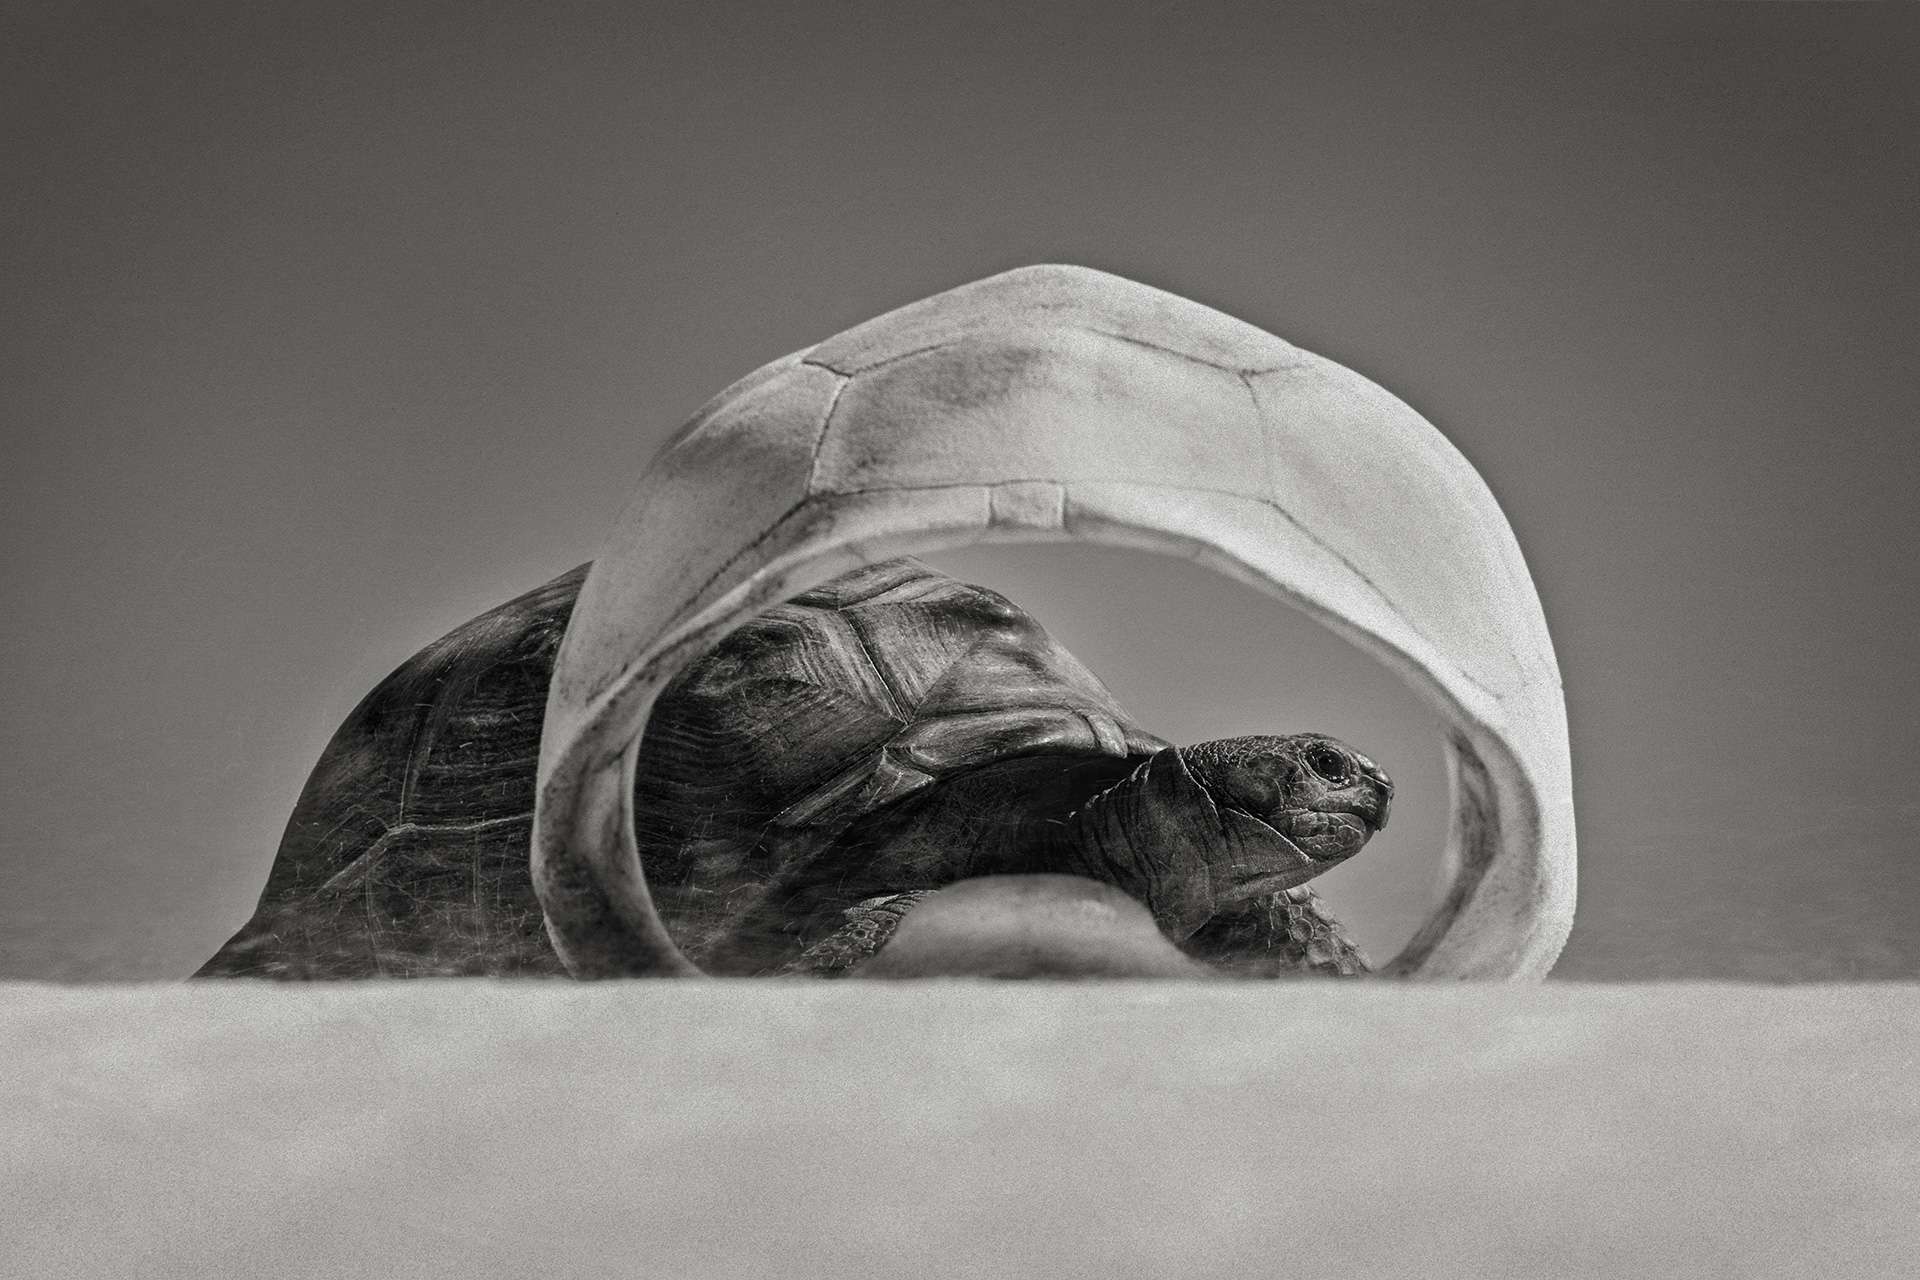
[200,557,1388,979]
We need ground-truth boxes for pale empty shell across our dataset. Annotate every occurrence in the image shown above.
[533,264,1575,979]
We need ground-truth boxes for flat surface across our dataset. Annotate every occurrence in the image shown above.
[5,982,1917,1278]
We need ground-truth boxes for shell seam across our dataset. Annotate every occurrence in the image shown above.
[1238,370,1281,509]
[1085,324,1304,377]
[673,367,850,628]
[843,612,911,723]
[321,813,535,894]
[803,368,853,496]
[802,326,1304,380]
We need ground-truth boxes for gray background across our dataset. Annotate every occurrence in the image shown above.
[4,2,1915,980]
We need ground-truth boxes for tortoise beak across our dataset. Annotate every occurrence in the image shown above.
[1368,780,1392,832]
[1317,776,1391,835]
[1352,763,1393,832]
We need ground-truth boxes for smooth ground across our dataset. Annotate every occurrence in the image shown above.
[6,981,1916,1278]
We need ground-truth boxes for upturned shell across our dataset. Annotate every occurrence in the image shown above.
[536,264,1576,979]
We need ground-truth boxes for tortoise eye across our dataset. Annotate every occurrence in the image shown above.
[1304,744,1352,784]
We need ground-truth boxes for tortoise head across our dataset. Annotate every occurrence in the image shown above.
[1053,731,1392,942]
[1178,733,1392,901]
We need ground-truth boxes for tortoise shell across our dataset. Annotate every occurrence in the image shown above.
[198,568,586,978]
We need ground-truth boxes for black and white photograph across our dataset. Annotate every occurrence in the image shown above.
[5,3,1917,1274]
